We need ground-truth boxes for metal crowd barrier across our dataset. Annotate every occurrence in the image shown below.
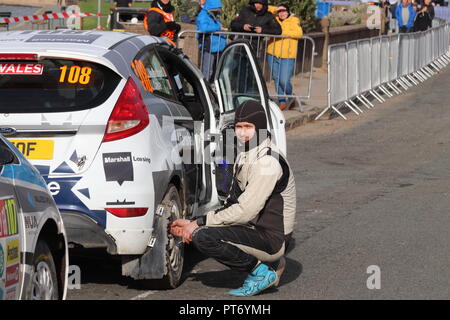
[177,30,316,109]
[316,22,450,120]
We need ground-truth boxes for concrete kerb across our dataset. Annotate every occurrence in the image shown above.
[280,68,328,132]
[283,108,323,132]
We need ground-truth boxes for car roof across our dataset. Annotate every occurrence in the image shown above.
[0,30,164,77]
[0,30,152,51]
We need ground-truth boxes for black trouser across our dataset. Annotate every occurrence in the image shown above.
[192,225,273,273]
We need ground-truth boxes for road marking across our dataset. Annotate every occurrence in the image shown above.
[130,290,157,300]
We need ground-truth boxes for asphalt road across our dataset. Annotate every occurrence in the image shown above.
[67,66,450,300]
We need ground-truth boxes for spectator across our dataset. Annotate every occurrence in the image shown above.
[196,0,227,82]
[230,0,282,52]
[396,0,415,33]
[414,4,432,31]
[144,0,181,41]
[424,0,435,21]
[266,4,302,110]
[113,0,132,7]
[389,0,399,33]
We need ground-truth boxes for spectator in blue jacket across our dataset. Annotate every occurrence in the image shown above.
[396,0,415,33]
[196,0,227,82]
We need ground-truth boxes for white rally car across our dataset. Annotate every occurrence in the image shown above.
[0,135,68,300]
[0,30,286,288]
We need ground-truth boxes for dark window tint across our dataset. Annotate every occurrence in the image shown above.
[0,59,121,113]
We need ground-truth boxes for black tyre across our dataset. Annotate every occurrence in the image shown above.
[30,240,59,300]
[152,184,185,289]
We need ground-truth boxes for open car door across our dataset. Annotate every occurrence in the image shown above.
[211,40,286,199]
[213,40,285,150]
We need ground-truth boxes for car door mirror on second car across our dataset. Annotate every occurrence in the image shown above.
[0,146,15,166]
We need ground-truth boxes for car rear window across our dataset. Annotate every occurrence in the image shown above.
[0,58,121,113]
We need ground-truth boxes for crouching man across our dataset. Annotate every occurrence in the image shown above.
[170,100,296,297]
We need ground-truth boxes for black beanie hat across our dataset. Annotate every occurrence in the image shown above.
[234,100,267,131]
[278,3,290,13]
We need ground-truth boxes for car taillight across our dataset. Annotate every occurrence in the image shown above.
[106,208,148,218]
[103,77,149,142]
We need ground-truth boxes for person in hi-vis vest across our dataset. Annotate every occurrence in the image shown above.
[144,0,181,41]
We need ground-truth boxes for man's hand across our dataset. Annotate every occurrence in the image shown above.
[254,26,262,34]
[182,220,199,244]
[244,24,252,32]
[170,219,199,243]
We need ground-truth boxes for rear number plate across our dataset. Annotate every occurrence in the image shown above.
[9,139,54,159]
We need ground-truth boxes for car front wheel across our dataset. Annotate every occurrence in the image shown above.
[30,240,59,300]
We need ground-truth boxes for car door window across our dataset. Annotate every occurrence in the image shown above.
[132,49,176,100]
[216,44,262,113]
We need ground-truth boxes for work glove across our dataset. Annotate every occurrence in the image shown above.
[166,21,180,31]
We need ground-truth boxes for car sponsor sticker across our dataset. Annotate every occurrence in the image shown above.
[0,63,43,75]
[0,198,18,238]
[133,156,151,164]
[106,199,136,206]
[103,152,134,186]
[5,287,16,300]
[0,62,44,75]
[6,239,19,265]
[5,263,19,287]
[0,243,4,278]
[24,215,38,230]
[25,34,101,44]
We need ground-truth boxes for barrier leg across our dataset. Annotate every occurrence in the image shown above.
[387,82,402,94]
[358,95,375,109]
[419,68,431,78]
[380,85,393,97]
[423,66,436,76]
[433,60,445,69]
[315,105,333,121]
[357,95,372,109]
[440,55,450,64]
[345,101,360,115]
[413,72,425,83]
[437,57,447,67]
[332,104,348,120]
[370,90,385,103]
[407,74,419,86]
[430,62,441,72]
[418,69,430,79]
[349,100,363,113]
[418,70,428,80]
[400,76,413,87]
[396,78,409,90]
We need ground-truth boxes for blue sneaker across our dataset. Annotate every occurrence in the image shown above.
[228,263,278,297]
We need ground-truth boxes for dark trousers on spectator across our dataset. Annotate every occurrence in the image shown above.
[192,225,274,272]
[399,26,413,33]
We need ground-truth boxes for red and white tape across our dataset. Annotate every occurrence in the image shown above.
[0,12,100,24]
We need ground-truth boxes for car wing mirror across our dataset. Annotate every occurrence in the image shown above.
[0,146,15,166]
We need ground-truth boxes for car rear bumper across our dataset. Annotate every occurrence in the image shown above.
[61,210,117,255]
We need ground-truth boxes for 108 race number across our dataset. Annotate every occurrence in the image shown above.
[59,65,92,84]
